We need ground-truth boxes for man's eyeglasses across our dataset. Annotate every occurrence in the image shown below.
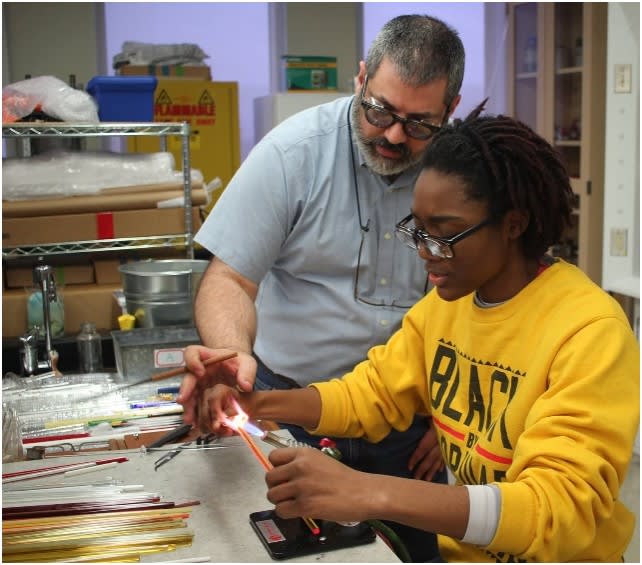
[395,214,493,259]
[359,76,443,141]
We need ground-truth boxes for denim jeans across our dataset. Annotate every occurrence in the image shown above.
[254,357,445,562]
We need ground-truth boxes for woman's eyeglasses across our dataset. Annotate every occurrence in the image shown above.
[359,76,443,141]
[395,214,493,259]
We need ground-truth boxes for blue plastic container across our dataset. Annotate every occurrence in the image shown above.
[86,76,157,122]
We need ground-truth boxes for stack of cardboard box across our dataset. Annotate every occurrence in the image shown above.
[118,64,211,81]
[2,184,206,338]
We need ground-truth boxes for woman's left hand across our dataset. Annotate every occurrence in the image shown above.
[408,422,445,481]
[265,447,375,523]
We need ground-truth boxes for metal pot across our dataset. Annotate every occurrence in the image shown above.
[119,259,209,328]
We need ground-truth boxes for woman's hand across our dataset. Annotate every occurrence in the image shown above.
[408,420,445,481]
[177,345,257,427]
[266,447,375,524]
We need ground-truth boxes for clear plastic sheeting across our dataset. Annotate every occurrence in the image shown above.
[2,150,203,201]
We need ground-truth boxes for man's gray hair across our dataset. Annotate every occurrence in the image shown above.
[365,14,465,106]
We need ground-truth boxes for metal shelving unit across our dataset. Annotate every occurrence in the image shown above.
[2,122,194,260]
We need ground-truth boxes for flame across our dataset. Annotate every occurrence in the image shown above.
[222,399,264,437]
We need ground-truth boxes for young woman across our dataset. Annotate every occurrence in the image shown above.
[182,113,639,562]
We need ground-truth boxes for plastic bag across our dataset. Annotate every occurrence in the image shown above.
[2,86,40,122]
[2,75,99,123]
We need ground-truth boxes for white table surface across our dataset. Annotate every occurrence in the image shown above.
[2,432,399,563]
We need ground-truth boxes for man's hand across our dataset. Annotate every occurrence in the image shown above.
[407,421,445,481]
[177,345,257,426]
[196,384,245,435]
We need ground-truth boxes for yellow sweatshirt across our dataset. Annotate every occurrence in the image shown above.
[311,260,639,562]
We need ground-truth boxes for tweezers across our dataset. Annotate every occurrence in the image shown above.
[154,440,192,471]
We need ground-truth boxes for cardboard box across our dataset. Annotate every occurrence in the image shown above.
[5,264,95,289]
[2,206,202,247]
[2,284,121,337]
[93,259,125,285]
[282,56,338,91]
[118,64,211,80]
[128,80,240,188]
[3,185,206,218]
[64,284,122,334]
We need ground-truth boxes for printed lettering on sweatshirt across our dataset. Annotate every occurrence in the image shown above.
[429,339,525,486]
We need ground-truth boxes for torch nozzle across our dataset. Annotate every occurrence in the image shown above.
[261,430,299,449]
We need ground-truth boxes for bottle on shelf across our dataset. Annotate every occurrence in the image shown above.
[76,321,103,373]
[523,36,537,73]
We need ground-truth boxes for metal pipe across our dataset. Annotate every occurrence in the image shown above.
[31,264,59,373]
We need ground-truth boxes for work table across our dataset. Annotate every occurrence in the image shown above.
[2,432,399,563]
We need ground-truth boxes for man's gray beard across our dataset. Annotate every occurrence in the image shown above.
[351,99,423,177]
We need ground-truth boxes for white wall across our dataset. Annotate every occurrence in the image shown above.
[602,3,640,302]
[602,2,641,458]
[362,3,486,120]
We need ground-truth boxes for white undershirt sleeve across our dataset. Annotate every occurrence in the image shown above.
[461,484,501,546]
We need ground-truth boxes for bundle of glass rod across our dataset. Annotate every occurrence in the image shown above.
[3,372,185,444]
[3,480,198,562]
[3,374,131,437]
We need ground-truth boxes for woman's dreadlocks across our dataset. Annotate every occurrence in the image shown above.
[422,104,574,259]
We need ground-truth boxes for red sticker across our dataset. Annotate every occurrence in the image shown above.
[255,519,285,543]
[96,212,114,239]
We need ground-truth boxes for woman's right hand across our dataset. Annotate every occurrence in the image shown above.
[177,345,257,427]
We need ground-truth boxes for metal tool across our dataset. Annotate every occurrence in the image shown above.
[154,440,192,471]
[151,433,222,470]
[259,430,342,460]
[145,445,229,453]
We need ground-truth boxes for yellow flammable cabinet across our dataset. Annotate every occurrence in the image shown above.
[129,79,240,189]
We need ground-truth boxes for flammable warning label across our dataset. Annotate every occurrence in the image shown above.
[154,89,216,120]
[255,519,286,543]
